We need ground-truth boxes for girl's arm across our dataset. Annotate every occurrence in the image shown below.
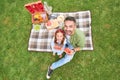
[51,38,55,51]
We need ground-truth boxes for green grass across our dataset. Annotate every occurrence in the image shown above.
[0,0,120,80]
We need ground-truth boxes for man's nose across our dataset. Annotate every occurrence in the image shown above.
[66,27,70,30]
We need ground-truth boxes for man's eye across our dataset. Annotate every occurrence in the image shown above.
[65,26,67,28]
[69,26,73,28]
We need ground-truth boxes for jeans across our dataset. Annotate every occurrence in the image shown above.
[51,41,75,70]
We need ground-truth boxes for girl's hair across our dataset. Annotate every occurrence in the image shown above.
[54,29,65,45]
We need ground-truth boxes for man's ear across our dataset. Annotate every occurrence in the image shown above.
[74,25,77,29]
[75,23,77,28]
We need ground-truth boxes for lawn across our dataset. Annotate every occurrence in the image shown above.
[0,0,120,80]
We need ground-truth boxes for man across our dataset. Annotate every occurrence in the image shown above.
[46,16,85,79]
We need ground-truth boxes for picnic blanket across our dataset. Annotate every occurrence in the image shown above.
[28,10,93,52]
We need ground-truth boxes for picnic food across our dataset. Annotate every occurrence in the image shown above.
[46,20,52,26]
[57,15,64,23]
[52,19,59,28]
[33,12,48,24]
[33,12,42,21]
[24,1,48,24]
[45,19,59,30]
[33,24,40,31]
[45,20,53,29]
[64,48,72,55]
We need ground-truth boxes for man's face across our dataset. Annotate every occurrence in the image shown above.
[64,20,76,35]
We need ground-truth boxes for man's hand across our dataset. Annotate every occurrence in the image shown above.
[74,47,80,52]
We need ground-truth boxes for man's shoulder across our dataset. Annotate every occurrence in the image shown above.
[72,29,85,48]
[74,29,85,37]
[75,29,84,34]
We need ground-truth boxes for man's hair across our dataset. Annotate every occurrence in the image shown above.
[64,16,76,23]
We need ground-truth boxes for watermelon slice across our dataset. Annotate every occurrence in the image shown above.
[46,20,52,26]
[64,48,72,54]
[54,45,62,50]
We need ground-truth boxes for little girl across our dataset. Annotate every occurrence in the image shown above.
[51,29,66,58]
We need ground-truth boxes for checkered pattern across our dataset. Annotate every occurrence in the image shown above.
[28,11,93,52]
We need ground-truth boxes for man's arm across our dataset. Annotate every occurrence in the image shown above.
[67,47,80,55]
[73,29,85,52]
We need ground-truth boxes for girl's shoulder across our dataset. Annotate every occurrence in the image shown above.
[51,37,55,43]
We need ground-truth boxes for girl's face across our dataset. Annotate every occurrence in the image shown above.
[56,32,64,42]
